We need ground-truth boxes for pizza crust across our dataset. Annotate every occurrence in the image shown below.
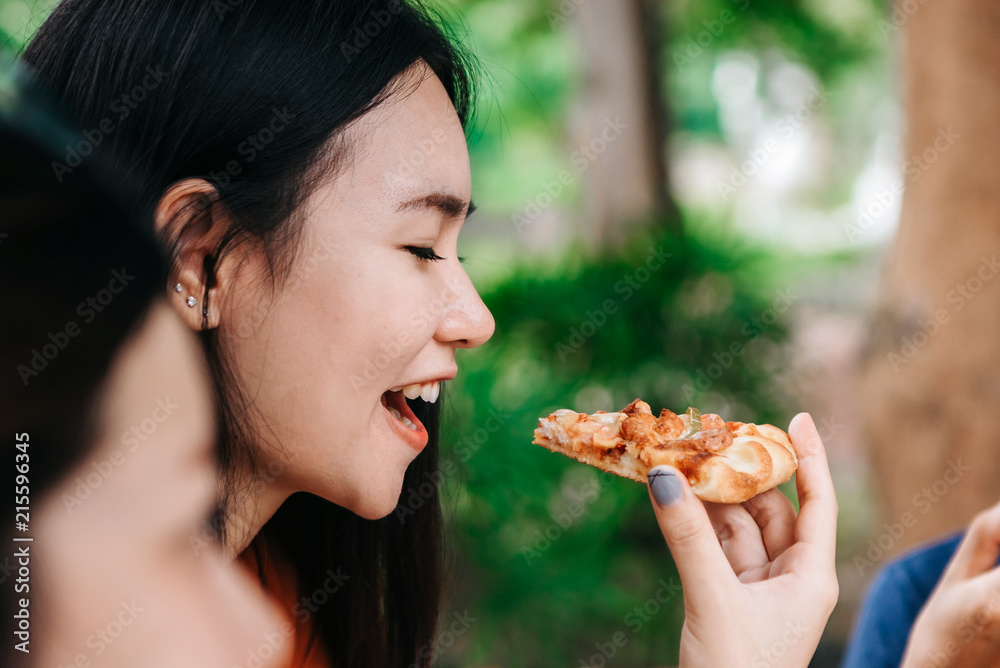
[533,399,798,504]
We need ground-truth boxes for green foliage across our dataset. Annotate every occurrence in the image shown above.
[668,0,883,81]
[432,0,890,226]
[437,220,797,666]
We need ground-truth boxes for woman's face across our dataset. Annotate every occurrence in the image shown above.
[34,302,289,668]
[220,67,494,521]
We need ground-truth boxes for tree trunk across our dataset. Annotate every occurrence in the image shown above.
[568,0,679,247]
[857,0,1000,552]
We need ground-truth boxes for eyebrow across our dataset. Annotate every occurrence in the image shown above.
[397,192,475,219]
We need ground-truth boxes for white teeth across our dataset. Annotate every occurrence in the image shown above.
[389,386,403,393]
[401,381,440,403]
[386,405,418,430]
[419,382,441,403]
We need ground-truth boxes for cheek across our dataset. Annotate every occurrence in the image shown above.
[363,293,441,371]
[397,274,455,341]
[312,266,443,382]
[215,251,441,482]
[217,263,429,426]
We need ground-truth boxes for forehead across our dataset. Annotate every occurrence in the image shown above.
[343,67,471,205]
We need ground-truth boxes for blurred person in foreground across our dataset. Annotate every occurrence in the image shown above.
[0,65,289,667]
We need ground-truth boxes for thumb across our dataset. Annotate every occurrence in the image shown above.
[942,499,1000,585]
[648,466,737,597]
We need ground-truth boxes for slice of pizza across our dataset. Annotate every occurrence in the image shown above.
[532,399,798,503]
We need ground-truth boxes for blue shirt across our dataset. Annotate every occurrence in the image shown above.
[842,532,964,668]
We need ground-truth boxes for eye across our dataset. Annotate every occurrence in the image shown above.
[404,246,445,262]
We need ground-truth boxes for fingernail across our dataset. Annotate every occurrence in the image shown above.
[648,466,683,508]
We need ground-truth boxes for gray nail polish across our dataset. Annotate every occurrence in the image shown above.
[648,467,683,507]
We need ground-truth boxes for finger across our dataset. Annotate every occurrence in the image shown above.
[787,413,838,556]
[647,466,737,598]
[967,561,1000,617]
[941,499,1000,585]
[743,487,796,560]
[704,501,769,576]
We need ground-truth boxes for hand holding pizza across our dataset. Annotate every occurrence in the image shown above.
[646,413,839,668]
[900,500,1000,668]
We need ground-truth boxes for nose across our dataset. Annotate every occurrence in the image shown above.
[435,265,495,349]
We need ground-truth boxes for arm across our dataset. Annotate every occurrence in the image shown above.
[646,413,839,668]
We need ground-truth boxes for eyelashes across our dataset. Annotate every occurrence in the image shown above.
[404,246,445,262]
[403,246,466,263]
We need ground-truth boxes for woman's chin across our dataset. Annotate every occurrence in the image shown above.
[354,505,396,521]
[338,477,407,521]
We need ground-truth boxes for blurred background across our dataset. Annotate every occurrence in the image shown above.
[6,0,999,666]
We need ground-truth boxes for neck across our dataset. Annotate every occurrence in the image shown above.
[220,473,290,559]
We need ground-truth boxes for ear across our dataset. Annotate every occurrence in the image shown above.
[154,179,232,331]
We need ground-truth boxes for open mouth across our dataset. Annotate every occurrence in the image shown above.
[380,381,439,450]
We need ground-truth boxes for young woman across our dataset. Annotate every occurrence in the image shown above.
[20,1,840,665]
[1,70,287,667]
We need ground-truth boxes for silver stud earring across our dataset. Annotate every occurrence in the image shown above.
[186,296,198,307]
[174,283,183,292]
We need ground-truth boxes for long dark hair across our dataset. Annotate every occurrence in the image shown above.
[22,2,475,665]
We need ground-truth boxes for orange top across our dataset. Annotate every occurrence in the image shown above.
[238,540,332,668]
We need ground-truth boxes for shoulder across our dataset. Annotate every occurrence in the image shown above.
[238,536,332,668]
[872,531,965,602]
[841,531,964,668]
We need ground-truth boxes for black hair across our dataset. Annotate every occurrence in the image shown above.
[0,64,166,666]
[22,2,476,665]
[0,66,165,493]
